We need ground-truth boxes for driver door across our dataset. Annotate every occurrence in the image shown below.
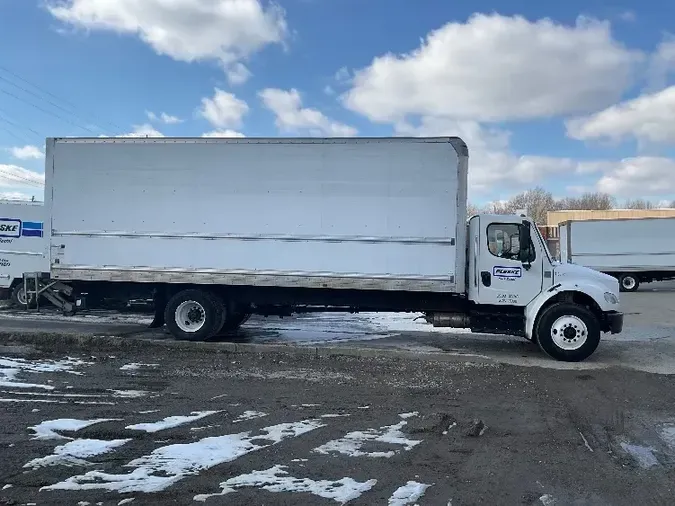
[470,216,543,306]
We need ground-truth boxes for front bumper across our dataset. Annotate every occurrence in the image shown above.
[605,311,624,334]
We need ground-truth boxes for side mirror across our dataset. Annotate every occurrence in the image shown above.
[518,220,532,264]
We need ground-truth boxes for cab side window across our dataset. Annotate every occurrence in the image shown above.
[487,223,535,262]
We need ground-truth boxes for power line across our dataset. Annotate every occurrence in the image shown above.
[0,169,44,188]
[0,74,110,134]
[0,88,99,135]
[0,123,33,144]
[0,107,43,138]
[0,64,122,133]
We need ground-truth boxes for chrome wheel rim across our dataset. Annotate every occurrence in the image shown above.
[551,315,588,351]
[16,287,27,306]
[175,300,206,333]
[621,276,637,290]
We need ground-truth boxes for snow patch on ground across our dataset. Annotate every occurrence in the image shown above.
[0,356,91,390]
[108,390,149,399]
[399,412,418,419]
[193,465,377,504]
[42,419,326,493]
[360,313,471,334]
[24,438,131,469]
[233,411,268,423]
[126,411,220,433]
[659,424,675,450]
[313,416,422,458]
[620,441,659,468]
[388,481,432,506]
[29,418,118,440]
[118,499,135,505]
[120,363,159,371]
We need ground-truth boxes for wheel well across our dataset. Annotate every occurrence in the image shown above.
[534,291,603,336]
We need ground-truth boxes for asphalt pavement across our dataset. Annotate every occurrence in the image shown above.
[0,281,674,504]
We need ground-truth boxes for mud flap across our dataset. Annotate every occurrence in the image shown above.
[149,288,166,329]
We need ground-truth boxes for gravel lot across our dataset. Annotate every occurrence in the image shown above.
[0,282,674,505]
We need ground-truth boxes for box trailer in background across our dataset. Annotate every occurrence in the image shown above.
[0,199,47,307]
[27,136,624,361]
[559,217,675,292]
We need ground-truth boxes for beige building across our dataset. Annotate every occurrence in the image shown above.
[547,209,675,227]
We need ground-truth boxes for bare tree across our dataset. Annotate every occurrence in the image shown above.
[467,202,480,217]
[625,198,654,209]
[558,192,614,211]
[506,187,558,224]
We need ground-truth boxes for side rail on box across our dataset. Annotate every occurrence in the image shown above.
[22,272,79,314]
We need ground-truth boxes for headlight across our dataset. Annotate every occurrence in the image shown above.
[604,292,619,304]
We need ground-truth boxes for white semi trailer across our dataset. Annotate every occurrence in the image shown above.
[0,199,48,307]
[559,217,675,292]
[27,136,623,361]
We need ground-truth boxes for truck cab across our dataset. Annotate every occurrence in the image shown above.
[452,214,623,361]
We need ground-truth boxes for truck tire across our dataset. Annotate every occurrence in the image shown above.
[535,302,601,362]
[219,312,252,333]
[618,274,639,292]
[164,289,227,341]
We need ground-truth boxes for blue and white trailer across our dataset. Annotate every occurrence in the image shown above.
[0,199,47,307]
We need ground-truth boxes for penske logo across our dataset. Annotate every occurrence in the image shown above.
[0,219,21,238]
[493,266,522,279]
[0,219,44,239]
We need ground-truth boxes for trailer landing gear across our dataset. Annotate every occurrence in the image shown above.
[22,273,78,315]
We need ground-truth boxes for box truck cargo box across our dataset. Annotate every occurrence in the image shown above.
[559,217,675,292]
[26,136,623,362]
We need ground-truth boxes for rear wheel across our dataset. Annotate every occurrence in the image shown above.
[535,302,601,362]
[219,311,252,333]
[11,283,33,309]
[618,274,639,292]
[164,289,226,341]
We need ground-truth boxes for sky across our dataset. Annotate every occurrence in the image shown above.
[0,0,674,206]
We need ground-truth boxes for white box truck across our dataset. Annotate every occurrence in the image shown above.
[0,199,48,307]
[27,136,623,361]
[559,217,675,292]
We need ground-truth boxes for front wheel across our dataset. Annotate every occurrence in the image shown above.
[164,289,227,341]
[535,303,601,362]
[618,274,640,292]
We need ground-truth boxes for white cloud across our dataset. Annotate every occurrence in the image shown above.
[199,88,249,129]
[8,145,44,160]
[566,86,675,145]
[334,66,351,84]
[395,117,575,194]
[648,36,675,90]
[146,111,183,125]
[593,157,675,196]
[259,88,357,136]
[119,124,165,137]
[619,10,636,22]
[202,130,246,138]
[0,164,45,188]
[46,0,287,74]
[226,62,253,85]
[0,191,38,201]
[344,13,641,123]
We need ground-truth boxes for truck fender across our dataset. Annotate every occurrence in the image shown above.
[524,281,615,340]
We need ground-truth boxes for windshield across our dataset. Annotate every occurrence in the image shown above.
[533,223,553,263]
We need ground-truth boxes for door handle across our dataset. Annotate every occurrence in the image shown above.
[481,271,491,287]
